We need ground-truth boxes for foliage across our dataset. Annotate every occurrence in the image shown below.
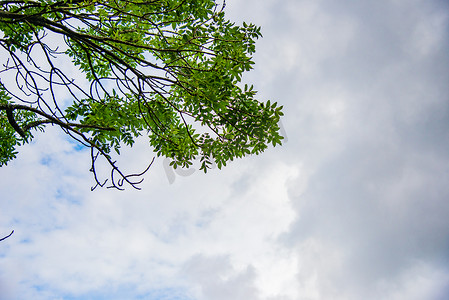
[0,0,284,189]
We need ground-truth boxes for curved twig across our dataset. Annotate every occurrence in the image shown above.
[0,230,14,242]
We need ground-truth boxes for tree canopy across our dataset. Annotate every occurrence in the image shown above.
[0,0,284,189]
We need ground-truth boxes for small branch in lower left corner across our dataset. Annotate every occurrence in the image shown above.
[0,230,14,242]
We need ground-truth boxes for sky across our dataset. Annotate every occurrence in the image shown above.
[1,0,449,299]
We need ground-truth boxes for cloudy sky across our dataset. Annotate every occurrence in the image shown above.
[1,0,449,299]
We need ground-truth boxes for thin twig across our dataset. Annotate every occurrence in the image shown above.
[0,230,14,242]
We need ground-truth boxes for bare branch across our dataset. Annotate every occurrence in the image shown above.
[0,230,14,242]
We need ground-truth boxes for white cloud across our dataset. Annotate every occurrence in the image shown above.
[181,254,260,300]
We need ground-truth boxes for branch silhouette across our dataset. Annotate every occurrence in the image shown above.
[0,230,14,242]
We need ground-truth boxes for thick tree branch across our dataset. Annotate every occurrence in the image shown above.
[5,106,27,138]
[0,103,116,133]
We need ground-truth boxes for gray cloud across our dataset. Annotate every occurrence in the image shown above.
[265,0,449,298]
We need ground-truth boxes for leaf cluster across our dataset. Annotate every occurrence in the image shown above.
[0,0,284,189]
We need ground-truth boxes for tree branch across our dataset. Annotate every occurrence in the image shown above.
[0,103,116,133]
[0,230,14,242]
[5,106,26,138]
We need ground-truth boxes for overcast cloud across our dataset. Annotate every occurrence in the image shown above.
[1,0,448,299]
